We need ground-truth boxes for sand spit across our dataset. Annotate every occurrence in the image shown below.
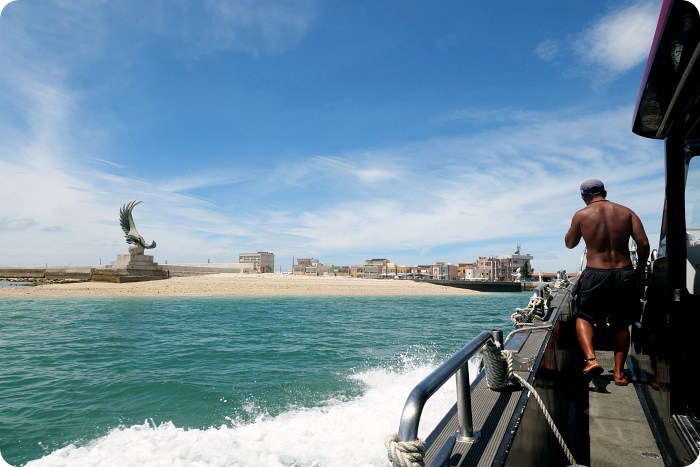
[0,273,482,297]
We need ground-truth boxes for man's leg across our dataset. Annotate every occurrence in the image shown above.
[576,318,601,373]
[613,327,630,384]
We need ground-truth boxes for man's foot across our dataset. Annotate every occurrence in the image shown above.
[583,357,604,379]
[613,369,629,386]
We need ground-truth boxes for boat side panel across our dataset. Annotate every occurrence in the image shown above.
[497,290,580,467]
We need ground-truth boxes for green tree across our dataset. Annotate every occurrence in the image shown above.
[520,260,533,280]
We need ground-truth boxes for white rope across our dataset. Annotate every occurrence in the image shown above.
[385,434,425,467]
[482,339,514,390]
[511,285,554,327]
[480,340,577,466]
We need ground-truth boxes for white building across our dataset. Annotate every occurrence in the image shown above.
[238,252,275,273]
[499,244,533,281]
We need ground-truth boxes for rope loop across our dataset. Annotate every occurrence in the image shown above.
[481,339,514,390]
[385,434,425,467]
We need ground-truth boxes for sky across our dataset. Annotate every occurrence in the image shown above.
[0,0,667,273]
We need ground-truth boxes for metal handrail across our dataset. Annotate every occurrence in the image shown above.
[397,281,557,443]
[397,330,500,442]
[398,282,554,443]
[531,282,549,298]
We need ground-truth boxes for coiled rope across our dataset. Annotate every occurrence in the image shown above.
[511,285,556,328]
[481,340,577,466]
[385,434,425,467]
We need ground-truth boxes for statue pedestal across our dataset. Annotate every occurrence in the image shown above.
[91,254,168,283]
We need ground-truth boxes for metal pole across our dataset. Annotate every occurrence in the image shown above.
[491,329,504,348]
[456,363,476,442]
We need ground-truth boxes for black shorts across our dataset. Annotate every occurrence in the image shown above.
[574,266,641,331]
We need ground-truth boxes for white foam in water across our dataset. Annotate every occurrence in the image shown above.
[21,360,481,467]
[0,451,12,467]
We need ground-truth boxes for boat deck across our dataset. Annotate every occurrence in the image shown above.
[575,351,664,467]
[420,288,667,466]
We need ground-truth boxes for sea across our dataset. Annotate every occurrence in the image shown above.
[0,291,526,466]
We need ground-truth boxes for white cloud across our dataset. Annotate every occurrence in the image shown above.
[535,39,559,61]
[141,0,317,57]
[311,156,401,184]
[573,1,659,75]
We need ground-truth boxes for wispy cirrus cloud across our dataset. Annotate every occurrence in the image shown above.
[535,1,659,80]
[134,0,317,57]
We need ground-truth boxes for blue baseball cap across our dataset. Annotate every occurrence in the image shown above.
[580,179,605,196]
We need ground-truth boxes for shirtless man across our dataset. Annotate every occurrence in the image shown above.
[565,179,650,385]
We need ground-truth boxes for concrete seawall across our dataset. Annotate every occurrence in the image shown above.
[423,279,531,292]
[0,264,253,281]
[162,264,253,277]
[0,267,93,281]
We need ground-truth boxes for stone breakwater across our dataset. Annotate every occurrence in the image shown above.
[0,266,93,281]
[0,263,250,284]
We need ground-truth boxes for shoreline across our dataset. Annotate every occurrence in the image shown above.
[0,273,484,298]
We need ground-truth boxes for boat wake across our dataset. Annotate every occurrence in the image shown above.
[15,356,479,467]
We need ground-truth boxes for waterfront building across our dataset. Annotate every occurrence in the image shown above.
[238,252,274,273]
[293,258,319,275]
[292,258,339,276]
[396,265,410,279]
[432,262,460,280]
[409,265,433,279]
[380,262,397,278]
[476,245,534,281]
[352,258,389,278]
[499,244,534,281]
[458,262,478,280]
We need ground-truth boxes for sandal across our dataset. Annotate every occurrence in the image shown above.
[582,357,604,379]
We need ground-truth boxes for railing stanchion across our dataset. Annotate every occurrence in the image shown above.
[456,363,478,442]
[491,329,503,348]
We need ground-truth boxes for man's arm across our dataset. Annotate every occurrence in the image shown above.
[631,211,650,268]
[565,212,582,249]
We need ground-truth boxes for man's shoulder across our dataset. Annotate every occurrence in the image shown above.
[608,201,636,215]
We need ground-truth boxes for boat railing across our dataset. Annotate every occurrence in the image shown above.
[397,281,555,443]
[397,329,500,443]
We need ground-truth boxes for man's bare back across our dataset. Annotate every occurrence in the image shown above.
[565,198,649,270]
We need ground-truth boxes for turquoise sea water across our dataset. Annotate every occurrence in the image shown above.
[0,293,526,466]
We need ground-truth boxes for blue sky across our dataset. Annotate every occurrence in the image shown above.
[0,0,666,273]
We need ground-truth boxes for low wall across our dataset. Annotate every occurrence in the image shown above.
[0,267,46,279]
[0,267,92,280]
[162,264,253,277]
[0,262,256,280]
[423,279,525,292]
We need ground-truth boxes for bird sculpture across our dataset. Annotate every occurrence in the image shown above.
[119,200,156,255]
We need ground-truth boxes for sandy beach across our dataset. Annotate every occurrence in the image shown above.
[0,273,481,297]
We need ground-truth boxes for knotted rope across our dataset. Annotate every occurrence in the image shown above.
[511,286,554,328]
[480,340,577,466]
[385,434,425,467]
